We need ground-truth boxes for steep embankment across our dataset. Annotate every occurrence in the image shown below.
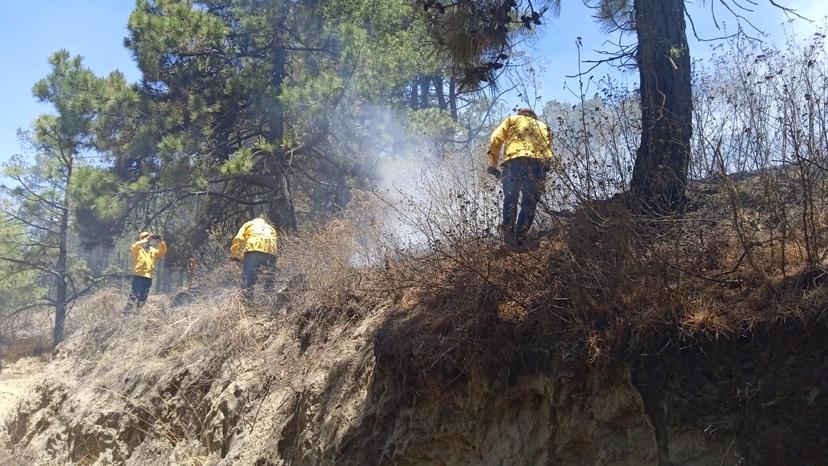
[2,281,826,465]
[0,356,45,465]
[5,180,828,465]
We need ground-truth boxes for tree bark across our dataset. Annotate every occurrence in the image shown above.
[434,76,447,111]
[448,76,458,121]
[419,75,430,109]
[266,36,298,232]
[53,155,72,346]
[630,0,692,213]
[409,77,420,110]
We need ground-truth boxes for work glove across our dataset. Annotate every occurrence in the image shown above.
[486,166,502,179]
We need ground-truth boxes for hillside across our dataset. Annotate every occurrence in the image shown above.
[2,177,827,465]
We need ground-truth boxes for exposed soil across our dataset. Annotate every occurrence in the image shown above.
[2,292,825,465]
[0,357,46,465]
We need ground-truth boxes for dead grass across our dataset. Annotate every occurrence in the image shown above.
[8,165,828,414]
[366,176,828,386]
[18,284,293,462]
[0,338,50,365]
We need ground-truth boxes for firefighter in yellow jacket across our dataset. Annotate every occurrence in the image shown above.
[128,231,167,308]
[230,216,278,302]
[487,108,555,247]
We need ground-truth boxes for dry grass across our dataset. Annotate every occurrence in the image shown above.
[6,166,828,463]
[5,168,827,394]
[17,285,289,462]
[366,172,828,386]
[0,307,54,365]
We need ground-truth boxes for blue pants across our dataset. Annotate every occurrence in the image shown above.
[502,157,546,242]
[242,251,277,301]
[128,275,153,307]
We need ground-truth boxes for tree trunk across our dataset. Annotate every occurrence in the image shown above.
[409,77,420,109]
[419,75,430,109]
[53,157,72,346]
[630,0,692,213]
[214,100,239,162]
[448,76,458,121]
[267,38,298,232]
[434,76,447,110]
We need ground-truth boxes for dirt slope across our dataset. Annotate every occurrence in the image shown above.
[1,284,825,465]
[0,357,46,465]
[0,358,44,420]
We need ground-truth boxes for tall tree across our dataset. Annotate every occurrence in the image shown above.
[418,0,799,212]
[119,0,438,245]
[625,0,692,211]
[0,51,110,345]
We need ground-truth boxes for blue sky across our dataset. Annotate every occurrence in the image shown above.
[0,0,139,165]
[0,0,824,166]
[521,0,826,109]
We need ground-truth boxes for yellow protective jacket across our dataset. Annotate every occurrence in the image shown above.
[131,240,167,278]
[230,218,278,260]
[487,114,555,167]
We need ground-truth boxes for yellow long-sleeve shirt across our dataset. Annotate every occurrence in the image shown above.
[230,218,278,260]
[131,240,167,278]
[487,114,555,167]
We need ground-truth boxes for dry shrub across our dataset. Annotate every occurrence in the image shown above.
[66,287,262,367]
[200,262,244,290]
[681,296,733,337]
[20,34,828,395]
[369,149,828,387]
[277,201,383,313]
[0,307,53,363]
[1,337,50,364]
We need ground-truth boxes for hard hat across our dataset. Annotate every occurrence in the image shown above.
[138,231,151,240]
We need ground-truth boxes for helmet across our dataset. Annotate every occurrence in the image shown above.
[138,231,151,240]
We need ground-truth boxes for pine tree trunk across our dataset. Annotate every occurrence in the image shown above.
[434,76,447,110]
[419,75,430,109]
[448,77,458,121]
[267,39,298,232]
[630,0,692,213]
[409,77,420,110]
[53,157,72,346]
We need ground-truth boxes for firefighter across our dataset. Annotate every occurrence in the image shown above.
[127,231,167,308]
[230,216,278,302]
[486,107,555,247]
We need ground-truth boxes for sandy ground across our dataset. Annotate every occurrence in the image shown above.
[0,357,45,465]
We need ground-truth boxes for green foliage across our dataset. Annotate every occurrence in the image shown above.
[32,50,106,149]
[71,167,127,248]
[220,148,255,175]
[0,52,109,332]
[71,168,124,220]
[0,211,45,313]
[406,108,461,136]
[106,0,450,242]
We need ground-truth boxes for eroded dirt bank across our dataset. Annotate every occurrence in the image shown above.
[2,291,825,465]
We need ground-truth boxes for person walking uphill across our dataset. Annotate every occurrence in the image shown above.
[230,216,278,303]
[487,108,555,248]
[127,231,167,308]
